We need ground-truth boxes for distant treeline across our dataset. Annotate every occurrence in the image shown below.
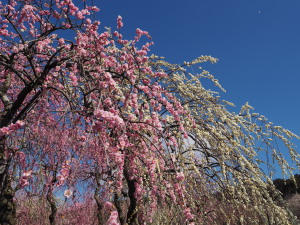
[273,174,300,198]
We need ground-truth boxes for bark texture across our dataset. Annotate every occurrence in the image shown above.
[124,168,138,225]
[0,141,16,225]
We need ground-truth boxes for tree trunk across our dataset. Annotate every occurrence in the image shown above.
[124,169,138,225]
[94,170,105,225]
[0,139,16,225]
[94,191,104,225]
[47,186,57,225]
[114,192,129,225]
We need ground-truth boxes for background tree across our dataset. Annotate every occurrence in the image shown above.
[0,0,299,224]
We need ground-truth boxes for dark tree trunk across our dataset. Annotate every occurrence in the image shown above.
[124,168,138,225]
[0,139,16,225]
[94,170,107,225]
[114,192,129,225]
[94,190,104,225]
[48,199,57,225]
[47,186,57,225]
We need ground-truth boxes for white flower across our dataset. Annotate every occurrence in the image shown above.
[64,189,73,198]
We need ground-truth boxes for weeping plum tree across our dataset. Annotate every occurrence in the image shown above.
[0,0,300,224]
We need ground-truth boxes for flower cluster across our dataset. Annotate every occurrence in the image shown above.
[1,1,299,224]
[56,161,70,186]
[0,121,25,136]
[94,109,124,128]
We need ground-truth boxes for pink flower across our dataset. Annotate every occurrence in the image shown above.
[117,16,123,29]
[60,168,69,177]
[76,11,84,19]
[183,132,188,139]
[184,207,194,221]
[106,211,120,225]
[87,6,100,12]
[104,98,112,107]
[94,109,124,127]
[14,120,25,128]
[119,139,125,148]
[23,4,34,11]
[0,127,10,136]
[0,121,25,136]
[176,172,185,182]
[56,174,65,186]
[58,38,65,45]
[69,74,78,85]
[86,18,91,24]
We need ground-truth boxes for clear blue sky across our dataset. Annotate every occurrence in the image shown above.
[95,0,300,176]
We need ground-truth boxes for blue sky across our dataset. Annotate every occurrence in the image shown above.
[95,0,300,176]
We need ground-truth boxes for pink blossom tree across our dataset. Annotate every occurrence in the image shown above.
[0,1,300,225]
